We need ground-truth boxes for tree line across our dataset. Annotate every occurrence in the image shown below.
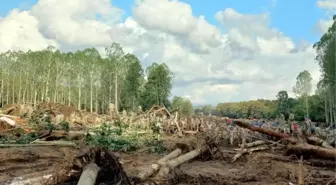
[216,16,336,124]
[215,58,329,122]
[0,43,174,113]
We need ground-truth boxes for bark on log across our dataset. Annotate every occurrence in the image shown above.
[287,143,336,160]
[307,136,334,148]
[232,145,270,162]
[138,148,182,181]
[240,140,267,148]
[0,114,19,119]
[158,149,202,178]
[77,162,100,185]
[30,140,76,147]
[233,119,297,144]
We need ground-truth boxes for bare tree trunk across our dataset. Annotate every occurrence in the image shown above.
[90,72,93,113]
[78,74,81,110]
[77,162,100,185]
[325,90,329,125]
[305,95,309,117]
[114,74,118,113]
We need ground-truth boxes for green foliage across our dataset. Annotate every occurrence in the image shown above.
[86,122,165,154]
[276,90,289,115]
[313,15,336,125]
[0,42,175,115]
[0,133,38,144]
[140,63,173,110]
[59,121,70,132]
[216,99,276,119]
[171,96,194,116]
[121,54,144,111]
[293,70,313,97]
[85,123,136,151]
[293,70,313,117]
[202,105,212,116]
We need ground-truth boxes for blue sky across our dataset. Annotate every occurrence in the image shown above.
[0,0,325,42]
[0,0,327,44]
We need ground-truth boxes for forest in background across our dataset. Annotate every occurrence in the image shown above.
[215,16,335,123]
[0,16,334,124]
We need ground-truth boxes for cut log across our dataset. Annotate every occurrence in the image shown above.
[307,136,333,148]
[30,140,76,147]
[138,148,182,181]
[287,143,336,160]
[233,119,297,144]
[158,149,202,178]
[77,162,100,185]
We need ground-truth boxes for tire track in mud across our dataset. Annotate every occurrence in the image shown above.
[0,146,77,184]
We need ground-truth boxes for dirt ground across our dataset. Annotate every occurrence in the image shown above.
[0,144,335,185]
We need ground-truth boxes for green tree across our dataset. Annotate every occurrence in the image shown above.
[202,105,212,116]
[276,90,289,117]
[171,96,193,116]
[293,70,312,117]
[313,15,336,125]
[140,63,173,110]
[121,54,144,111]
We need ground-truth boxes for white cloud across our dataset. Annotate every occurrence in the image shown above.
[316,18,334,34]
[315,0,335,34]
[0,0,324,105]
[317,0,336,11]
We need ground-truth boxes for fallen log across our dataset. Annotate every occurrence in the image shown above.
[0,142,76,148]
[138,148,182,181]
[158,148,202,178]
[77,162,100,185]
[307,136,333,148]
[0,114,19,119]
[287,143,336,160]
[30,140,77,147]
[232,145,270,162]
[0,127,27,137]
[233,119,297,143]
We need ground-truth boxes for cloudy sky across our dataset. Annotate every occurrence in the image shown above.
[0,0,335,105]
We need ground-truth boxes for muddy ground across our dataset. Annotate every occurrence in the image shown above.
[0,144,335,185]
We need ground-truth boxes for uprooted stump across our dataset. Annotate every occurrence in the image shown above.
[47,147,134,185]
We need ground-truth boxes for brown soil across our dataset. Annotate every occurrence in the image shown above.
[0,144,334,185]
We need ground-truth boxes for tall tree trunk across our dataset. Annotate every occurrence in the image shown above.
[305,95,309,117]
[114,74,118,113]
[324,90,329,124]
[78,74,81,110]
[90,72,93,113]
[0,73,3,105]
[12,77,15,104]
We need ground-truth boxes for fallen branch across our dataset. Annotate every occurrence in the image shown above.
[77,162,100,185]
[240,140,267,148]
[232,145,270,163]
